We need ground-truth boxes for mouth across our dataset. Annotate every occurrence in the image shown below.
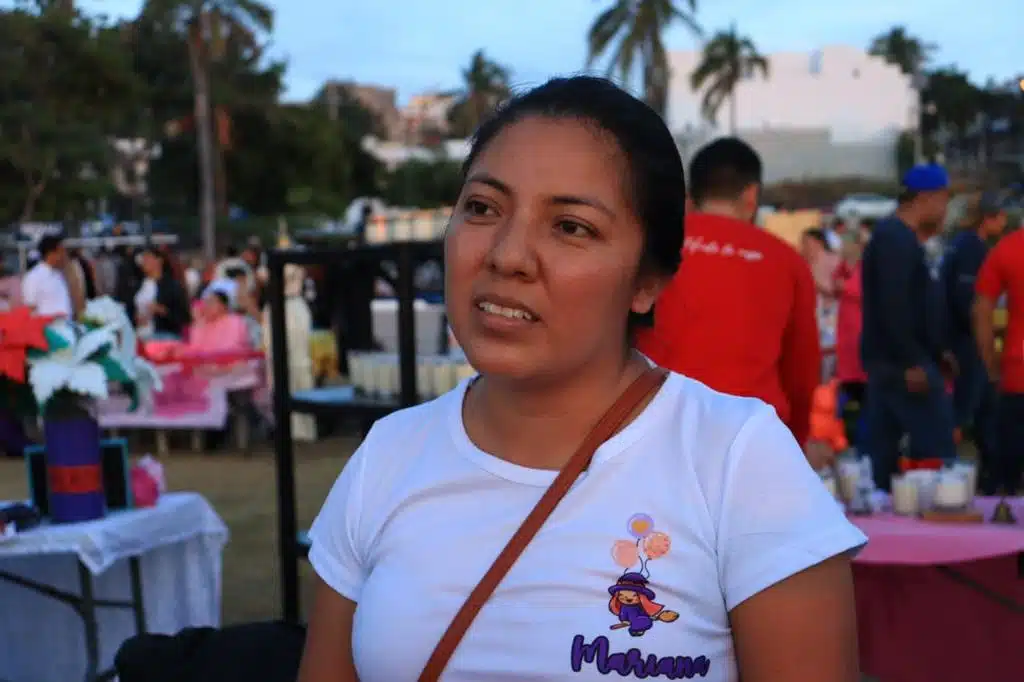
[474,296,539,323]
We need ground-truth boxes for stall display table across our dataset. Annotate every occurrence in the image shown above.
[0,493,228,682]
[851,497,1024,682]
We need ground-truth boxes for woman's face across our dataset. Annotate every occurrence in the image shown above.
[203,294,228,319]
[445,117,660,382]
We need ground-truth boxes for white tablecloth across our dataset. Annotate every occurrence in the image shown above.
[0,492,229,682]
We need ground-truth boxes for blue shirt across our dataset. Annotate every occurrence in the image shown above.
[861,217,945,372]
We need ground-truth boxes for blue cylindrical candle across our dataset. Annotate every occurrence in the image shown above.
[44,414,105,523]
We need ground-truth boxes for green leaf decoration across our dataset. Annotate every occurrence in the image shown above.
[43,327,71,353]
[99,355,132,384]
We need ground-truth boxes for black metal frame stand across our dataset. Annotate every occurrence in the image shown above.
[0,556,146,682]
[267,240,441,623]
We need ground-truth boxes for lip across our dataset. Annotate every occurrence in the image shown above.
[472,293,541,323]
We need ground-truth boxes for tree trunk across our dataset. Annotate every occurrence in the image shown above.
[729,92,737,135]
[188,16,218,261]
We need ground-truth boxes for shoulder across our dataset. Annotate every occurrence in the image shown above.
[345,387,460,478]
[663,373,780,458]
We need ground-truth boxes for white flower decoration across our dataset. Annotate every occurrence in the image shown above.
[28,324,119,405]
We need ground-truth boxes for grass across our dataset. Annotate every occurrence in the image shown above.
[0,437,360,624]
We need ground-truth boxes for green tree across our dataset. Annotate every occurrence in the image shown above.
[690,24,767,133]
[0,8,140,222]
[868,26,936,77]
[139,0,274,259]
[447,50,512,138]
[586,0,701,116]
[383,159,463,209]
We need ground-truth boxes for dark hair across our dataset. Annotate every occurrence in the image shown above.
[38,235,64,258]
[802,228,831,251]
[225,266,248,280]
[689,137,762,205]
[461,75,685,329]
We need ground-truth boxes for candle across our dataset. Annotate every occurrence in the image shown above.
[820,475,838,500]
[837,460,860,503]
[934,471,969,510]
[432,360,456,396]
[891,475,919,515]
[417,359,433,400]
[905,470,939,512]
[455,362,476,383]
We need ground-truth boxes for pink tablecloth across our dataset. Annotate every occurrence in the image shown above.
[851,497,1024,682]
[852,497,1024,565]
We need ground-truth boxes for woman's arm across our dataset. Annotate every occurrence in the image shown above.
[297,575,360,682]
[731,553,860,682]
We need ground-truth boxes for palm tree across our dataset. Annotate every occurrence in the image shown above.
[140,0,272,260]
[586,0,701,117]
[447,50,512,138]
[868,26,936,77]
[689,24,768,134]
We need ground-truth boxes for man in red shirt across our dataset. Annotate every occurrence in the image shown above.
[636,138,820,448]
[974,226,1024,496]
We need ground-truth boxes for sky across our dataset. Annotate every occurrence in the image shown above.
[73,0,1022,104]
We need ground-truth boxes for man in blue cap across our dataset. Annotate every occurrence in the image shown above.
[860,163,957,490]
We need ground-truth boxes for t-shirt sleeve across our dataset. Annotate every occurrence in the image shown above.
[716,405,867,611]
[307,441,371,602]
[975,245,1004,300]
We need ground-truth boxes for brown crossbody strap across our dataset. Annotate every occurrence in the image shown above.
[418,366,669,682]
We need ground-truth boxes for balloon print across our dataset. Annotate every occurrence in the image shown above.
[626,513,655,539]
[643,531,671,560]
[611,539,639,569]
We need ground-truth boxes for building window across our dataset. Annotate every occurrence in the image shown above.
[809,50,822,75]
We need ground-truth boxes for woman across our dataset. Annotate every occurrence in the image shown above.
[185,279,251,354]
[299,77,864,682]
[833,234,868,451]
[135,247,191,339]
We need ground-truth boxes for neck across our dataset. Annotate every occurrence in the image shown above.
[693,201,751,223]
[975,225,989,240]
[895,208,929,242]
[466,350,649,470]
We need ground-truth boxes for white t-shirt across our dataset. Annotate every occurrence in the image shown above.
[134,278,158,337]
[309,372,866,681]
[21,262,72,318]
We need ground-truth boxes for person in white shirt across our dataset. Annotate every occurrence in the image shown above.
[21,235,72,318]
[299,77,865,682]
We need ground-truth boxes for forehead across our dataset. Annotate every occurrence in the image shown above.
[469,117,629,205]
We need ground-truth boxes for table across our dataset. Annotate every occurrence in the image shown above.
[851,497,1024,682]
[0,493,228,682]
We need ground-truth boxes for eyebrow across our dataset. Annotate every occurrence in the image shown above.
[465,172,616,218]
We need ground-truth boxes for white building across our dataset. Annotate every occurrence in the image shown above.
[667,45,917,182]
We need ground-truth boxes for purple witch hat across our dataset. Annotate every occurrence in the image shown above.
[608,572,656,600]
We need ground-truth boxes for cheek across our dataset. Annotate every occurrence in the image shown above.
[444,224,489,300]
[547,258,636,327]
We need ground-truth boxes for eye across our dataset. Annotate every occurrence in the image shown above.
[462,198,497,219]
[555,219,595,239]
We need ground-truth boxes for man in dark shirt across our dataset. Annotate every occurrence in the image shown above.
[861,164,957,490]
[941,193,1006,474]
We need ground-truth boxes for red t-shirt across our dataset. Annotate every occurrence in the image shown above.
[636,213,821,446]
[975,229,1024,393]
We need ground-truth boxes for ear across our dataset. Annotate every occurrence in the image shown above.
[739,184,759,220]
[630,272,666,316]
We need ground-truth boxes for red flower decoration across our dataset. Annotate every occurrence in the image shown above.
[0,306,56,383]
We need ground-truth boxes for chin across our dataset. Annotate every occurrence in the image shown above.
[461,340,543,381]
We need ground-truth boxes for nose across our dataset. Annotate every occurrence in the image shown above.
[484,212,537,279]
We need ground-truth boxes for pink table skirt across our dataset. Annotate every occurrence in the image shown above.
[98,387,229,430]
[851,497,1024,682]
[852,497,1024,565]
[855,557,1023,682]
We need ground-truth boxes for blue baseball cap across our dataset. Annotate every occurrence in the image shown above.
[902,164,949,192]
